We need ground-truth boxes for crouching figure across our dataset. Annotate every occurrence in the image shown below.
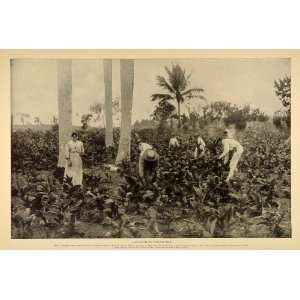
[138,140,159,185]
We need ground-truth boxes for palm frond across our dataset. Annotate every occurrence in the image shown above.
[182,89,207,103]
[156,76,175,93]
[164,66,172,79]
[151,93,174,102]
[182,88,205,99]
[182,88,205,95]
[164,64,190,92]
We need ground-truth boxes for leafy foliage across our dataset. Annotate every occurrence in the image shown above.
[11,126,291,239]
[274,76,291,110]
[81,114,93,129]
[152,100,270,132]
[273,76,291,131]
[152,100,176,132]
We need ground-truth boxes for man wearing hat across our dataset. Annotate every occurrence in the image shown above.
[138,140,159,184]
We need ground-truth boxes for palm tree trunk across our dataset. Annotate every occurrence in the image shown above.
[115,59,134,165]
[103,59,113,147]
[177,100,181,128]
[57,59,72,167]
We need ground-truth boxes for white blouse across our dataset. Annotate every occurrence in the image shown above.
[169,137,179,147]
[65,140,84,159]
[220,138,243,158]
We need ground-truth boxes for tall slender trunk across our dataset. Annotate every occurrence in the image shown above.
[177,100,181,128]
[115,60,134,165]
[103,59,113,147]
[57,59,72,167]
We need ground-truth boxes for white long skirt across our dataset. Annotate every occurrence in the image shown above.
[226,151,243,181]
[64,152,83,186]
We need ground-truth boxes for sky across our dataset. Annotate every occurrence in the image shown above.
[11,58,290,125]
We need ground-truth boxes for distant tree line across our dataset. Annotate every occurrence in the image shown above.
[152,99,270,132]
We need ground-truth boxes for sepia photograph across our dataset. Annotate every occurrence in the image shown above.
[10,57,291,239]
[2,1,300,300]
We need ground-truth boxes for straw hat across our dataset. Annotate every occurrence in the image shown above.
[144,149,157,161]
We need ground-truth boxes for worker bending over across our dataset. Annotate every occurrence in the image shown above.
[218,129,244,182]
[138,140,159,185]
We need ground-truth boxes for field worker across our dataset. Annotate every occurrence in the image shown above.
[194,133,206,158]
[169,133,180,149]
[138,140,159,184]
[218,128,244,182]
[64,132,84,186]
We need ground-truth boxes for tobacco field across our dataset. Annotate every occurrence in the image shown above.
[11,125,291,239]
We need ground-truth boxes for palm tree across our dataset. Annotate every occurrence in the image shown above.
[115,59,134,164]
[103,59,113,147]
[57,59,72,168]
[151,64,206,128]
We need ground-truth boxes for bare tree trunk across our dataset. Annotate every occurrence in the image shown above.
[103,59,114,147]
[57,60,72,167]
[177,100,181,128]
[115,59,134,165]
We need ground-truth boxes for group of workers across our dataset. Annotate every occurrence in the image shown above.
[63,127,244,187]
[138,127,244,184]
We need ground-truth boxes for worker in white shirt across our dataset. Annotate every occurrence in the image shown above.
[194,133,206,158]
[169,133,180,149]
[137,140,159,184]
[218,128,244,182]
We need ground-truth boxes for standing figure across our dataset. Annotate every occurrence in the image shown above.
[138,140,159,185]
[218,129,243,182]
[194,133,206,158]
[169,133,180,149]
[64,132,84,186]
